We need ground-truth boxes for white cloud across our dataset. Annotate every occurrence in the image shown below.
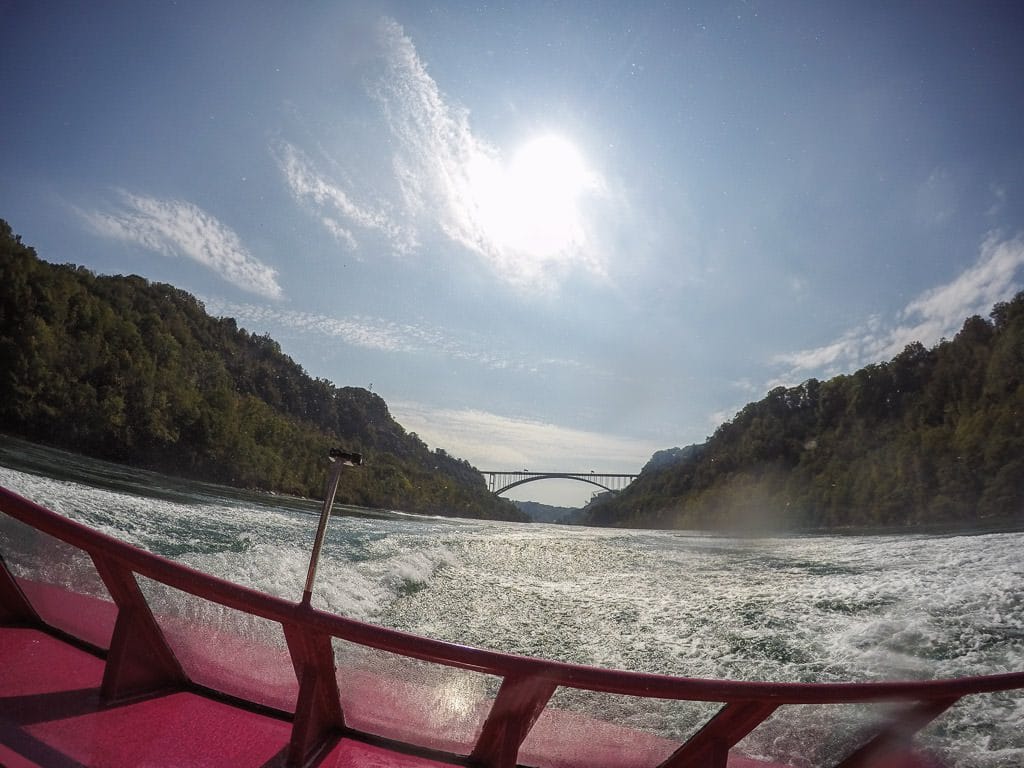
[206,301,413,353]
[373,18,609,290]
[203,299,584,373]
[272,141,414,253]
[773,233,1024,384]
[899,233,1024,334]
[277,17,611,292]
[321,217,358,250]
[82,192,282,300]
[389,401,659,473]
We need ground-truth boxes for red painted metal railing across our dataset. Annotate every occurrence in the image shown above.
[1,484,1022,768]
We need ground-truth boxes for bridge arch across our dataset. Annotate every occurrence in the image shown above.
[494,474,615,495]
[481,471,638,496]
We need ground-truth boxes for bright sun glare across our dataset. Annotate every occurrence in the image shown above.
[467,134,597,261]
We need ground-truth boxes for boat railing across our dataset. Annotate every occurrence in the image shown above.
[1,484,1022,768]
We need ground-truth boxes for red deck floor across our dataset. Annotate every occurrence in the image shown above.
[1,626,291,767]
[0,627,471,768]
[0,626,783,768]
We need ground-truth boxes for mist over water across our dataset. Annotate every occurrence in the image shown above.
[1,438,1022,767]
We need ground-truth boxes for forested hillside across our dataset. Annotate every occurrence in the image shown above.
[0,220,523,521]
[582,298,1024,531]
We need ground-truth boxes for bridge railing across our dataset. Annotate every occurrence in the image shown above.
[2,485,1022,768]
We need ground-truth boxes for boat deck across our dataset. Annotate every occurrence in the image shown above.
[1,626,288,767]
[0,626,777,768]
[0,627,468,768]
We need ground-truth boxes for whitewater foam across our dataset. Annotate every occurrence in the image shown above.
[1,450,1022,766]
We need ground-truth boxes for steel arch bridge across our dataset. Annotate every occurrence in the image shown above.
[481,470,639,496]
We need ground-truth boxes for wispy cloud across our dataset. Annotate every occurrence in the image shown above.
[773,233,1024,383]
[390,401,659,473]
[375,17,609,289]
[203,299,583,373]
[276,17,610,291]
[82,191,283,300]
[206,300,415,353]
[272,141,414,254]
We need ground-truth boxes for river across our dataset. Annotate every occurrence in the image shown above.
[0,436,1021,767]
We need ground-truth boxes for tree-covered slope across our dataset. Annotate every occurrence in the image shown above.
[0,219,524,521]
[581,301,1024,531]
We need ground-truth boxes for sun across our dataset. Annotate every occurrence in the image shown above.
[467,134,598,262]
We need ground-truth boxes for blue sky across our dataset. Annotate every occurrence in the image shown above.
[3,2,1024,506]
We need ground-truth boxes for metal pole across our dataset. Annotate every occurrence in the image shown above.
[301,449,362,606]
